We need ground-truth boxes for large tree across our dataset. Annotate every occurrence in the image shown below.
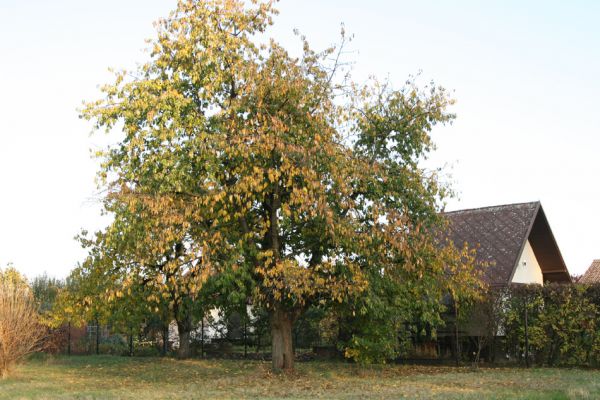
[81,0,479,371]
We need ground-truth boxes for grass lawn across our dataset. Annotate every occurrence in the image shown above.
[0,356,598,399]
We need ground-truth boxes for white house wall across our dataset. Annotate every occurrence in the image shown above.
[171,306,255,348]
[511,240,544,285]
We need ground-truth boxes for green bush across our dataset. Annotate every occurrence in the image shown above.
[134,342,161,357]
[98,335,128,356]
[503,283,600,367]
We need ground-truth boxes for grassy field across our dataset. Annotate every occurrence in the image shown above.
[0,356,598,399]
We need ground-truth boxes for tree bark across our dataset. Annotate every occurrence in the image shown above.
[256,329,262,355]
[177,320,192,359]
[270,307,294,371]
[128,330,134,357]
[491,335,496,364]
[162,325,169,357]
[67,321,71,356]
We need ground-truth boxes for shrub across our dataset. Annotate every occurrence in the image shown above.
[0,268,46,378]
[134,341,161,357]
[98,335,128,356]
[502,283,600,367]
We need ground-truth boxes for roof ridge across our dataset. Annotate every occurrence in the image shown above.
[442,201,540,215]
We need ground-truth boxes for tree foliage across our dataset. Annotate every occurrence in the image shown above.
[31,274,65,319]
[78,0,481,370]
[501,283,600,367]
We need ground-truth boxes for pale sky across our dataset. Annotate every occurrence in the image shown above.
[1,1,598,279]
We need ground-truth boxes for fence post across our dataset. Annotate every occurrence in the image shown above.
[95,317,100,355]
[454,298,460,367]
[201,318,205,358]
[67,321,72,356]
[244,319,247,358]
[129,328,134,357]
[524,300,530,368]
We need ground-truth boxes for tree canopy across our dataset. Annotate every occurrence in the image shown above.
[77,0,482,370]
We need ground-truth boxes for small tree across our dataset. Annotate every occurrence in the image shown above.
[0,267,46,378]
[503,284,543,366]
[48,276,87,356]
[31,274,64,314]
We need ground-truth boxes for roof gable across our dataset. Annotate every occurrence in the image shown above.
[524,205,571,283]
[442,201,570,286]
[580,260,600,284]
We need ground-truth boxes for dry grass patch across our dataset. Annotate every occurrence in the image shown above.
[1,356,600,399]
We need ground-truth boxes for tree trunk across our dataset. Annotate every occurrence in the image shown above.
[67,321,71,356]
[490,335,496,364]
[177,320,192,359]
[474,336,485,366]
[0,361,9,379]
[270,307,294,371]
[128,330,134,357]
[162,325,169,356]
[256,329,261,355]
[547,332,557,366]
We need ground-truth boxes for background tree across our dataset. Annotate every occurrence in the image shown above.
[48,281,85,356]
[81,0,482,371]
[31,274,64,314]
[104,280,153,357]
[30,274,68,354]
[75,211,213,359]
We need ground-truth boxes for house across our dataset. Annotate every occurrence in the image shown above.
[416,201,572,361]
[579,260,600,284]
[443,201,571,286]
